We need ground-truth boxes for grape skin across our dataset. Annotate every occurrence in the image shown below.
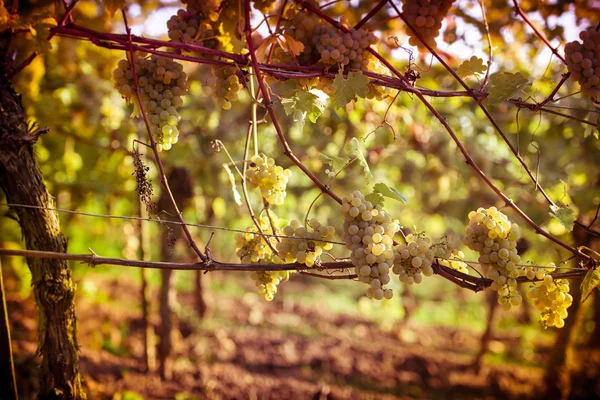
[276,218,336,267]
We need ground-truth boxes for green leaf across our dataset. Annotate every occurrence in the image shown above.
[333,71,369,109]
[484,72,529,105]
[373,182,407,204]
[549,205,576,232]
[102,0,126,16]
[457,56,487,78]
[365,192,385,206]
[581,268,600,303]
[281,89,329,128]
[344,137,373,183]
[320,153,349,177]
[223,165,242,206]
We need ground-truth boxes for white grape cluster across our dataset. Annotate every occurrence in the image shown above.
[276,218,336,267]
[113,55,187,151]
[210,66,244,110]
[235,217,288,301]
[341,191,399,300]
[313,26,378,69]
[432,235,469,275]
[246,153,292,205]
[166,9,218,47]
[565,28,600,98]
[392,234,435,284]
[250,270,289,301]
[253,0,277,13]
[235,216,279,264]
[402,0,456,50]
[464,207,523,310]
[526,265,572,328]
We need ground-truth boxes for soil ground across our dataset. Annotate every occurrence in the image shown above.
[6,270,600,400]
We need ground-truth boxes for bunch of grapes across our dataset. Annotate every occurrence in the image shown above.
[210,66,244,110]
[313,25,378,69]
[253,0,277,13]
[401,0,456,50]
[526,269,572,328]
[166,9,218,48]
[565,28,600,98]
[113,55,188,151]
[392,234,435,284]
[181,0,220,17]
[432,235,469,275]
[464,207,523,309]
[250,270,290,301]
[341,190,399,300]
[235,217,288,301]
[276,218,336,267]
[235,216,280,264]
[281,4,322,61]
[246,153,293,205]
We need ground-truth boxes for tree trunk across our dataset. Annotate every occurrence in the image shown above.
[0,68,85,398]
[0,259,18,400]
[473,289,498,374]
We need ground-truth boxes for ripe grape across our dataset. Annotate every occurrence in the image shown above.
[167,9,218,48]
[392,234,435,284]
[246,153,292,205]
[526,270,571,329]
[431,235,469,274]
[341,190,400,299]
[565,28,600,98]
[235,216,287,301]
[402,0,456,50]
[113,54,188,151]
[313,25,378,70]
[276,218,336,267]
[210,66,244,110]
[464,207,524,309]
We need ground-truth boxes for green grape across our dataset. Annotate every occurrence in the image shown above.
[526,271,571,329]
[341,190,399,299]
[392,234,435,284]
[246,153,292,205]
[276,218,336,267]
[211,66,244,110]
[464,207,523,309]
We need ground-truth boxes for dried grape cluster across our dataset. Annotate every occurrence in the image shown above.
[276,218,336,267]
[342,191,399,300]
[402,0,456,49]
[313,26,378,69]
[526,264,572,328]
[464,207,523,310]
[113,55,187,151]
[246,153,292,205]
[235,217,287,301]
[210,66,244,110]
[393,234,435,284]
[565,28,600,98]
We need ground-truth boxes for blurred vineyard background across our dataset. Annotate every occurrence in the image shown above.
[1,0,600,398]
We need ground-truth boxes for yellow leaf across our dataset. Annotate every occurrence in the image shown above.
[0,0,10,30]
[255,36,277,63]
[277,34,305,57]
[102,0,126,17]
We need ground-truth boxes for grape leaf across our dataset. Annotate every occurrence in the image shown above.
[30,18,56,54]
[102,0,126,16]
[333,71,369,109]
[344,137,373,183]
[549,205,576,232]
[277,34,305,57]
[581,268,600,303]
[255,36,277,63]
[281,89,329,127]
[365,192,385,206]
[320,153,350,177]
[373,182,407,204]
[1,1,10,31]
[484,72,529,105]
[457,56,487,78]
[223,165,242,206]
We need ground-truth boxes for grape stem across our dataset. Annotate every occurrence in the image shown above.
[121,10,207,263]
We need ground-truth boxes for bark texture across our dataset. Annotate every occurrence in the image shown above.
[0,67,85,399]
